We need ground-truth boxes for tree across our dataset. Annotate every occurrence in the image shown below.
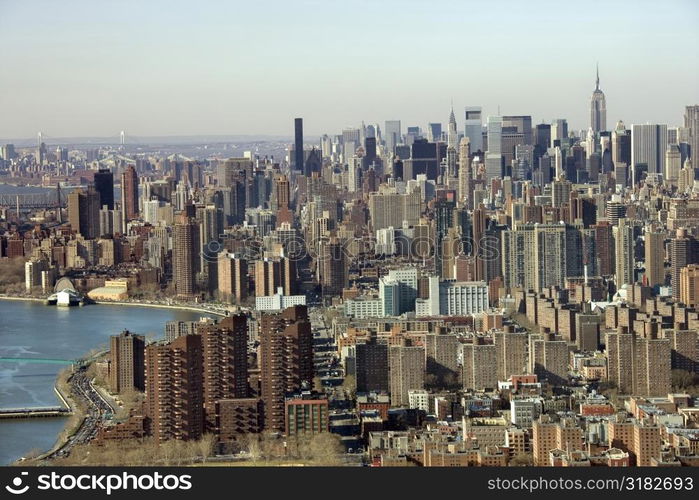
[509,453,534,466]
[196,434,216,463]
[0,257,26,294]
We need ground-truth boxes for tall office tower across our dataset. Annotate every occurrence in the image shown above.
[259,306,313,432]
[388,345,425,406]
[614,218,635,287]
[644,229,665,288]
[471,206,488,281]
[217,251,247,303]
[145,335,204,442]
[318,237,347,297]
[384,120,401,154]
[427,122,442,143]
[502,115,533,146]
[550,119,568,146]
[665,144,682,185]
[109,330,145,394]
[670,229,699,300]
[368,187,421,231]
[605,201,626,226]
[200,315,249,431]
[354,336,389,393]
[1,143,16,160]
[611,120,631,166]
[458,137,472,208]
[464,107,483,153]
[347,156,362,193]
[67,185,101,239]
[680,264,699,307]
[678,157,695,192]
[447,106,458,149]
[529,335,568,386]
[461,341,497,390]
[120,165,139,225]
[685,105,699,160]
[434,192,456,278]
[494,330,528,382]
[294,118,305,174]
[535,123,551,153]
[273,174,290,210]
[93,168,114,210]
[216,158,253,188]
[485,116,503,181]
[631,123,668,184]
[590,65,607,133]
[551,178,572,207]
[198,204,223,284]
[173,215,199,298]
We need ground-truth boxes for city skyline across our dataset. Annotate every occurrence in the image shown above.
[1,0,698,138]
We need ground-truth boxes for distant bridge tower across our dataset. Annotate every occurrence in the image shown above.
[56,183,63,223]
[120,130,125,146]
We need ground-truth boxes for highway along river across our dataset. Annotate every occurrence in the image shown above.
[0,299,213,464]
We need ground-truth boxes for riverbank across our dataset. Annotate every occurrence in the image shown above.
[0,294,228,317]
[0,299,221,465]
[92,300,228,317]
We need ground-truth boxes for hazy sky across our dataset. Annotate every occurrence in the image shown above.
[1,0,698,139]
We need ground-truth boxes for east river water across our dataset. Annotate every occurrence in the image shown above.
[0,299,212,464]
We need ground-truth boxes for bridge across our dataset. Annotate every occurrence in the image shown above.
[0,191,66,210]
[0,357,83,365]
[0,407,72,419]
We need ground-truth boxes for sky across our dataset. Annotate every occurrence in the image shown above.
[1,0,698,140]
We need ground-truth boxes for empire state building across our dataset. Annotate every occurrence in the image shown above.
[590,65,607,133]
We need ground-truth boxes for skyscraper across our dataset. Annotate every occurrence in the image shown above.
[384,120,402,154]
[173,215,199,298]
[464,106,483,153]
[447,106,458,150]
[120,165,139,226]
[294,118,305,174]
[644,229,665,288]
[109,330,145,394]
[462,341,497,390]
[590,64,607,134]
[485,116,503,181]
[145,334,204,442]
[614,218,635,287]
[200,315,249,432]
[67,185,101,239]
[631,123,668,184]
[93,168,114,210]
[259,305,313,432]
[217,251,247,303]
[388,345,425,406]
[355,336,389,394]
[685,105,699,161]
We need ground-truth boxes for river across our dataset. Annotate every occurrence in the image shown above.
[0,299,213,465]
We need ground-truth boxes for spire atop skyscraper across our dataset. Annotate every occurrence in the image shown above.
[590,64,606,134]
